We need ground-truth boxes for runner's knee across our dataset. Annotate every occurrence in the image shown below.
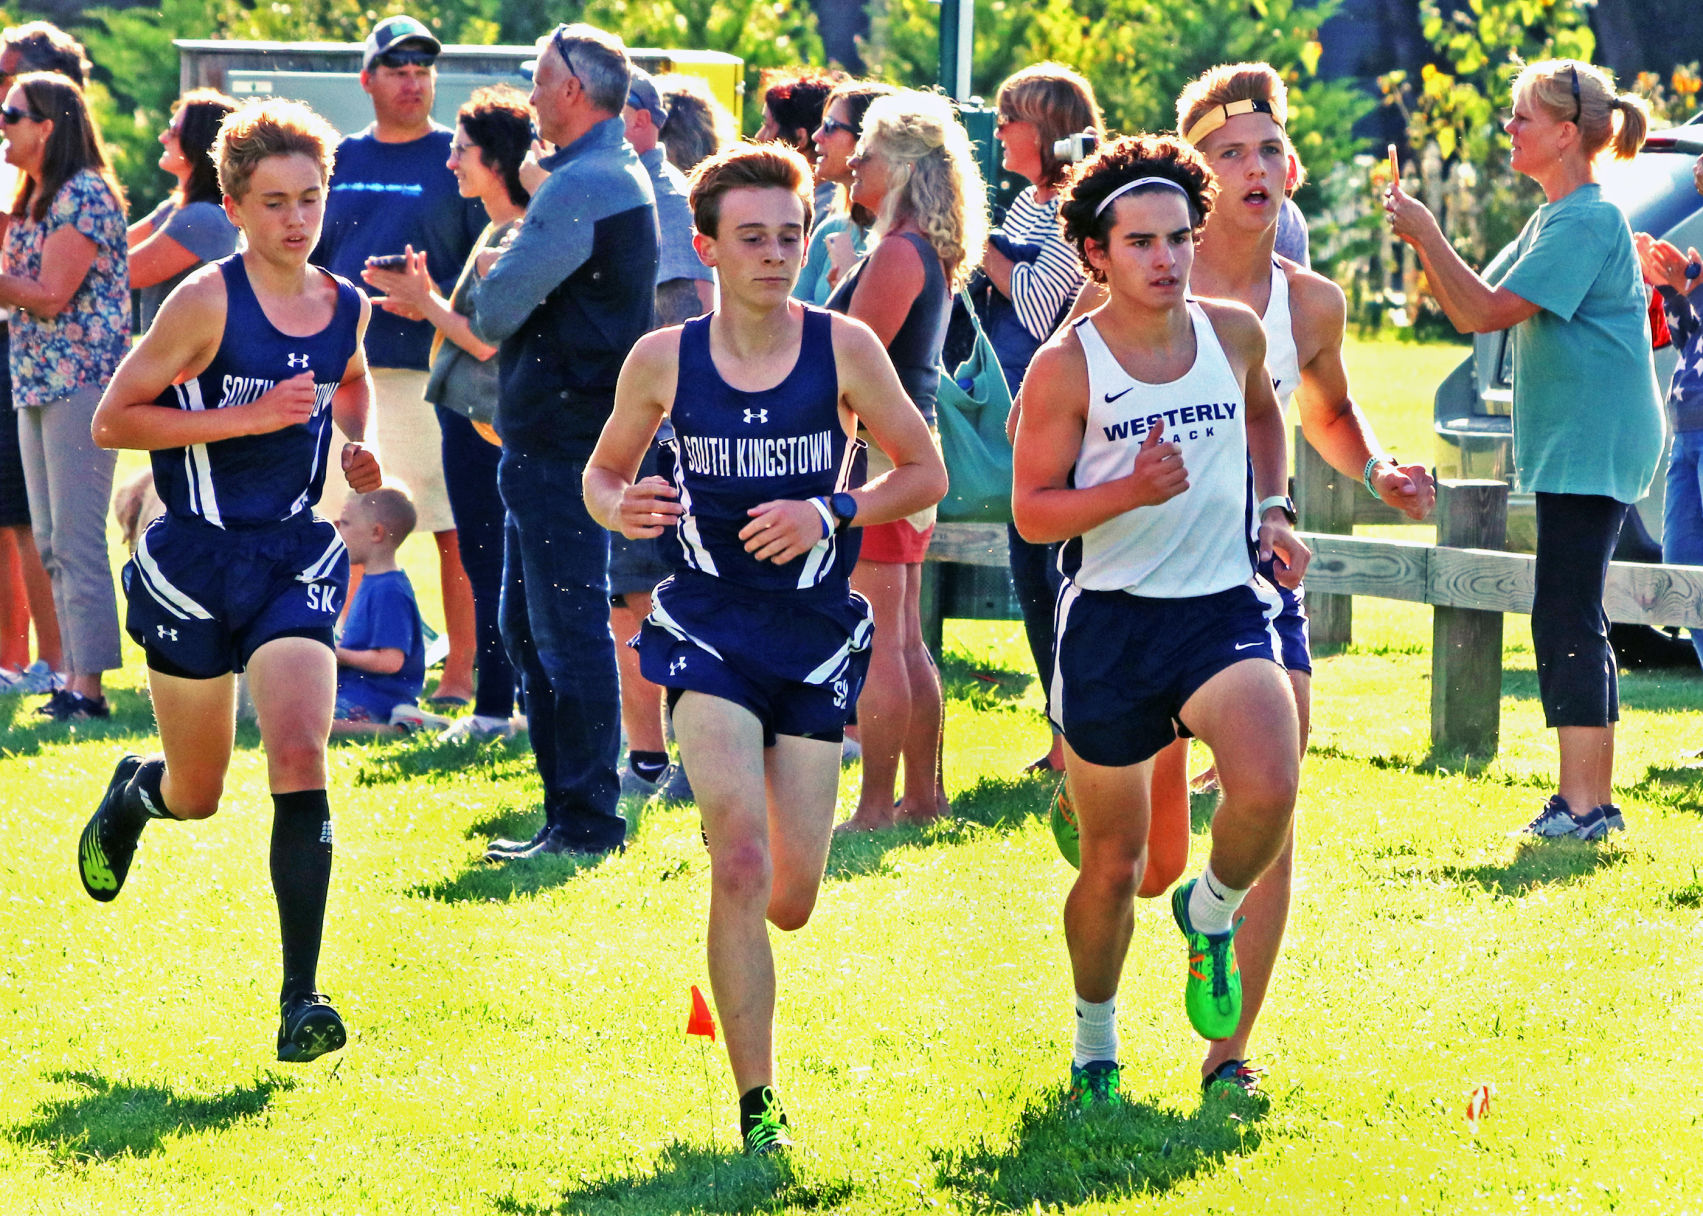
[710,839,772,905]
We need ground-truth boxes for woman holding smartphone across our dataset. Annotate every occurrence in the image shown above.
[1386,59,1665,839]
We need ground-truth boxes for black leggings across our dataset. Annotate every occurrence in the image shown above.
[1532,492,1627,728]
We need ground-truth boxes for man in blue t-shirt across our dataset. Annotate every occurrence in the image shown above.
[314,14,486,708]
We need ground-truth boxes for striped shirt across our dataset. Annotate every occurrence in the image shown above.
[1001,186,1086,341]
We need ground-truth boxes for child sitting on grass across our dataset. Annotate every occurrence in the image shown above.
[333,485,426,733]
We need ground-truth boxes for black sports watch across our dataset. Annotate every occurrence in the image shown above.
[827,492,858,533]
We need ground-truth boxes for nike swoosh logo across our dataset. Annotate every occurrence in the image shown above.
[1104,387,1132,403]
[1234,641,1261,651]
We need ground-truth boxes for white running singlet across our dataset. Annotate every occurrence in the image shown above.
[1263,259,1301,414]
[1059,302,1257,598]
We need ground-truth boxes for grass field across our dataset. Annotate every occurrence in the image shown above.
[3,337,1702,1214]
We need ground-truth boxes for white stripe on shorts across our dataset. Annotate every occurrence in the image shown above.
[1049,579,1081,731]
[647,586,726,661]
[134,531,215,621]
[296,530,348,584]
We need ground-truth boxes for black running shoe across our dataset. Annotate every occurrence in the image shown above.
[277,992,347,1063]
[741,1086,793,1156]
[78,754,144,902]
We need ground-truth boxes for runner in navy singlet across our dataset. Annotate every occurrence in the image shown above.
[79,100,380,1065]
[1012,135,1307,1107]
[585,145,946,1155]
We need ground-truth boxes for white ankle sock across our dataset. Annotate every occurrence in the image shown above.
[1073,994,1118,1067]
[1186,862,1250,936]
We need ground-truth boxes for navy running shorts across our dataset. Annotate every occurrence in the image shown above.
[637,571,872,747]
[123,512,347,679]
[1051,576,1283,767]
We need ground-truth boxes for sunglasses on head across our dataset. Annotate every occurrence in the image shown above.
[819,114,858,139]
[374,48,436,70]
[0,104,42,125]
[549,24,586,84]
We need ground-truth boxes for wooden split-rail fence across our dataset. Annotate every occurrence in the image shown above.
[920,442,1703,758]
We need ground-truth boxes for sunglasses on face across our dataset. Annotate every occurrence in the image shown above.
[819,115,857,139]
[374,49,436,70]
[1,104,42,126]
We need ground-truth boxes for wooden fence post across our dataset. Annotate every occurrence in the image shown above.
[1430,479,1509,756]
[919,561,945,657]
[1294,428,1356,648]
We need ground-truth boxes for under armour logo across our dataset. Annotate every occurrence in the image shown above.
[743,409,768,424]
[156,625,178,642]
[670,656,688,675]
[286,353,310,369]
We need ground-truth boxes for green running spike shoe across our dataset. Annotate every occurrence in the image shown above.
[78,754,145,902]
[1171,879,1242,1041]
[741,1086,793,1156]
[1067,1060,1123,1108]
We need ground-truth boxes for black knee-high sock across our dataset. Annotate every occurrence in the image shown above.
[116,758,175,833]
[270,790,333,1005]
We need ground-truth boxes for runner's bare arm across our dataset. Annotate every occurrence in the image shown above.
[93,269,316,452]
[585,327,683,539]
[828,312,947,526]
[1210,300,1309,585]
[1290,272,1433,520]
[1012,331,1189,544]
[334,295,381,492]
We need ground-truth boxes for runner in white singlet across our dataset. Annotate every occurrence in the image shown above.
[1013,134,1308,1106]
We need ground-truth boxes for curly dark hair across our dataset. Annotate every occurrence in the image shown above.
[1057,134,1217,284]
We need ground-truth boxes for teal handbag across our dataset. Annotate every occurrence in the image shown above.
[935,289,1016,523]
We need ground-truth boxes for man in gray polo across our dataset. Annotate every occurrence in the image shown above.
[470,25,658,860]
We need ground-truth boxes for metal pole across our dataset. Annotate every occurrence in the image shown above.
[935,0,973,101]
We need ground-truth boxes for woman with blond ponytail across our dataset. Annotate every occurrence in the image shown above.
[826,89,989,830]
[1386,59,1665,839]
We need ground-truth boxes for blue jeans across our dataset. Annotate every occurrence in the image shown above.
[438,406,515,720]
[498,451,624,850]
[1664,428,1703,665]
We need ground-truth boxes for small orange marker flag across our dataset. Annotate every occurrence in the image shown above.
[1464,1082,1494,1133]
[687,984,717,1043]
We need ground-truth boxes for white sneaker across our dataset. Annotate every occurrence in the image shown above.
[389,703,452,734]
[439,713,516,743]
[841,735,862,766]
[4,660,62,696]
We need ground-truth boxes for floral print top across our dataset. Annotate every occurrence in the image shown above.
[4,168,130,407]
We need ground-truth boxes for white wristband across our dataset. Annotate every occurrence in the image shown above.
[808,496,835,539]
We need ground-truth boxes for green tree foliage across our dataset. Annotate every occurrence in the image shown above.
[862,0,1372,274]
[572,0,822,133]
[1379,0,1596,266]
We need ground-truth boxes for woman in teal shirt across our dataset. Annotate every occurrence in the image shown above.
[1386,59,1664,840]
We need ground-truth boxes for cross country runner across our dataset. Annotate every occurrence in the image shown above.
[584,144,946,1153]
[79,99,380,1063]
[1012,133,1307,1106]
[1058,66,1436,1100]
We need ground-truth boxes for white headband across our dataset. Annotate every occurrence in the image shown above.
[1094,176,1192,218]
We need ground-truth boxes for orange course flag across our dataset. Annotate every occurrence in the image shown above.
[688,985,717,1042]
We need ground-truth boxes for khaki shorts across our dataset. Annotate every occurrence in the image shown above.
[370,367,455,534]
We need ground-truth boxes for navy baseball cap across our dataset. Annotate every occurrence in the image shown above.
[626,67,668,126]
[363,15,441,71]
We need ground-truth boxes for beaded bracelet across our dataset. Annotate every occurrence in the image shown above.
[1363,454,1388,498]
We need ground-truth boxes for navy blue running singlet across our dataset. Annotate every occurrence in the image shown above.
[661,306,864,595]
[151,255,362,528]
